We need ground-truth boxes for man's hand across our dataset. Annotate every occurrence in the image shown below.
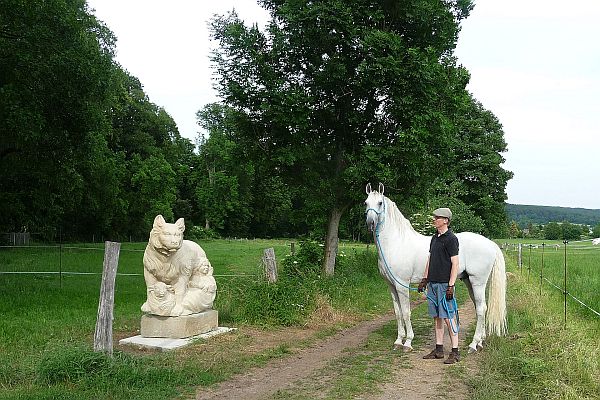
[417,278,428,293]
[446,285,454,300]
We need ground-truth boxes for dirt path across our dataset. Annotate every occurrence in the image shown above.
[196,303,478,400]
[362,302,477,400]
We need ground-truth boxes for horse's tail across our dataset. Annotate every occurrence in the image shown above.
[486,244,507,336]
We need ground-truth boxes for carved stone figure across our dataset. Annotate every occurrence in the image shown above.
[144,282,176,316]
[141,215,216,316]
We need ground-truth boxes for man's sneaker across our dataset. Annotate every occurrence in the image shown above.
[444,351,460,364]
[423,349,444,359]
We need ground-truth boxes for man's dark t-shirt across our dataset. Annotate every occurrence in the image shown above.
[427,229,459,283]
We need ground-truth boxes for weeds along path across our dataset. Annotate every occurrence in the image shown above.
[195,312,395,400]
[195,302,478,400]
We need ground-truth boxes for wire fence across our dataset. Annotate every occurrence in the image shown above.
[502,240,600,325]
[0,243,261,288]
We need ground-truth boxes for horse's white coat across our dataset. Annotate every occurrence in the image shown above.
[364,187,507,352]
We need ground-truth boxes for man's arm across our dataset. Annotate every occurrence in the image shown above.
[449,255,459,287]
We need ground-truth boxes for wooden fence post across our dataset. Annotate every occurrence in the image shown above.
[263,247,278,283]
[94,241,121,355]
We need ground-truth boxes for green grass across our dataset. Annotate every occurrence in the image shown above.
[2,239,598,399]
[500,239,600,317]
[467,254,600,399]
[0,239,391,399]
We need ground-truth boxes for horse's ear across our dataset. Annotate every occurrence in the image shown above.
[175,218,185,232]
[365,183,372,194]
[153,215,165,228]
[378,182,385,195]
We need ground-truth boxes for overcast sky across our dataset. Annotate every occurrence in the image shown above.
[88,0,600,210]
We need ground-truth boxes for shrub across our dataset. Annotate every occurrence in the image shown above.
[282,239,323,278]
[218,242,386,327]
[186,225,219,240]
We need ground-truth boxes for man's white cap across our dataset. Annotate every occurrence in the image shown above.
[432,207,452,220]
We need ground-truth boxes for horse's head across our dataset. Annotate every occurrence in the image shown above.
[364,183,386,232]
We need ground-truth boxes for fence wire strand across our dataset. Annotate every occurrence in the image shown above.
[504,243,600,320]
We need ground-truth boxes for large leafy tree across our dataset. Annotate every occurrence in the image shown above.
[0,0,118,238]
[195,104,254,236]
[108,70,197,238]
[419,94,513,237]
[0,1,198,240]
[210,0,476,274]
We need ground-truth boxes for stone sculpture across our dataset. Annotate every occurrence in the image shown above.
[141,215,216,316]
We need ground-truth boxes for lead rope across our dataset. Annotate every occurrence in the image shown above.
[367,199,459,334]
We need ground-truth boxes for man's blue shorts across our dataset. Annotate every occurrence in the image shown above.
[427,282,456,319]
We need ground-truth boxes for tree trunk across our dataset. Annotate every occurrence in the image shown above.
[323,206,344,276]
[205,165,215,230]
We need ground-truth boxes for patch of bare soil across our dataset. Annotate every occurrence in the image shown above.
[195,313,395,400]
[361,302,477,400]
[195,303,478,400]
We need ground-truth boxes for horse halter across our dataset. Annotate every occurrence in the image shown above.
[365,196,386,234]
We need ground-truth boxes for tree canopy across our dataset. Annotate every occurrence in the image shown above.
[1,0,513,259]
[0,0,197,241]
[208,0,510,272]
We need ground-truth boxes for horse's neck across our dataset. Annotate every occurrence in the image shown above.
[379,199,424,244]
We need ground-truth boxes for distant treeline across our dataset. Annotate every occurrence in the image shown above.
[506,204,600,227]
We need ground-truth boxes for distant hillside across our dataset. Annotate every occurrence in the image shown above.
[506,204,600,227]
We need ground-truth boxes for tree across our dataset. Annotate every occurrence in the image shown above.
[108,70,196,238]
[593,223,600,238]
[509,221,521,239]
[210,0,476,274]
[0,1,197,240]
[544,222,561,240]
[195,104,254,236]
[561,221,582,241]
[0,0,119,239]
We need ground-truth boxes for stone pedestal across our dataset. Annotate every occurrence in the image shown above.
[141,310,218,339]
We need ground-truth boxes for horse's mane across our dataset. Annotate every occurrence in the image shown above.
[384,196,420,238]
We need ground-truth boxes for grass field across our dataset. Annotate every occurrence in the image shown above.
[0,238,392,399]
[499,239,600,318]
[1,238,598,399]
[467,253,600,399]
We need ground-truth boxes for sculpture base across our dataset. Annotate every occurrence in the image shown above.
[141,310,218,339]
[120,327,236,351]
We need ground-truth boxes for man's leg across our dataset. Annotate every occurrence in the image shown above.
[435,317,445,344]
[444,318,459,348]
[423,317,445,359]
[444,317,460,364]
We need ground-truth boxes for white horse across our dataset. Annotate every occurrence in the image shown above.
[364,183,507,353]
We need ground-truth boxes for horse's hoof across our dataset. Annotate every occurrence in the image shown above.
[476,343,484,351]
[468,346,478,354]
[402,345,413,353]
[393,344,402,351]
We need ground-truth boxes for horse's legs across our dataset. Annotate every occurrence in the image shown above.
[388,283,406,350]
[396,286,414,351]
[468,282,488,353]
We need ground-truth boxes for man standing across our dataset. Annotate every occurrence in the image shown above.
[417,207,460,364]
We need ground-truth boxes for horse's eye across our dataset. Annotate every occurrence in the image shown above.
[378,201,383,206]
